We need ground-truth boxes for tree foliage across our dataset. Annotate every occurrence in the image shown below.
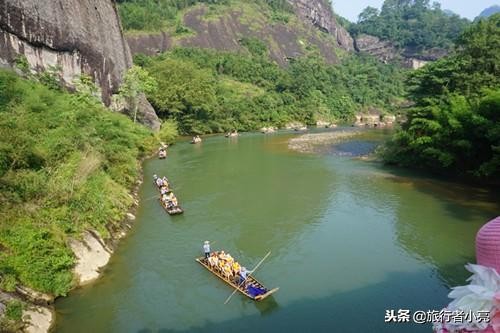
[350,0,470,51]
[119,65,158,123]
[382,15,500,182]
[139,47,407,134]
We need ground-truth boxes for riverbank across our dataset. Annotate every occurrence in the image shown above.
[0,70,174,333]
[13,161,148,333]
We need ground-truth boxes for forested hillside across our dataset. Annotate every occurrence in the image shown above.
[135,47,406,134]
[381,14,500,182]
[350,0,470,51]
[115,0,408,134]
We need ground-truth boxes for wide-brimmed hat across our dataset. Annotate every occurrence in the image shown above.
[204,240,210,244]
[476,216,500,273]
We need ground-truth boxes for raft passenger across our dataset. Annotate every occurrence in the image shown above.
[208,252,218,267]
[156,177,163,188]
[232,261,241,275]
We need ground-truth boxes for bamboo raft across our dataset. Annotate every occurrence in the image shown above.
[154,179,184,215]
[159,198,184,215]
[196,257,279,301]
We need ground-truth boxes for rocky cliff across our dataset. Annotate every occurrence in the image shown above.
[0,0,160,130]
[354,34,447,69]
[127,0,353,65]
[290,0,354,51]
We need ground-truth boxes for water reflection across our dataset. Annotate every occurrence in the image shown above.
[165,134,336,257]
[152,270,445,333]
[385,173,499,286]
[54,132,498,333]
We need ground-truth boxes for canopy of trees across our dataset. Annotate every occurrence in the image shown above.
[134,46,407,134]
[382,14,500,182]
[350,0,470,51]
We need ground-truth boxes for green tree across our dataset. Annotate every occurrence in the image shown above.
[119,65,157,123]
[138,46,406,133]
[382,15,500,182]
[148,58,218,133]
[351,0,470,50]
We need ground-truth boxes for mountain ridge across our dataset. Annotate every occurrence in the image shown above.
[478,5,500,18]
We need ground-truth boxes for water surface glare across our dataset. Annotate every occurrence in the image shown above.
[55,131,500,333]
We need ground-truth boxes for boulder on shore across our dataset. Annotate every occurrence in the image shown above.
[285,122,307,131]
[354,109,396,128]
[260,126,277,134]
[14,286,53,305]
[23,306,53,333]
[69,231,112,285]
[316,120,337,128]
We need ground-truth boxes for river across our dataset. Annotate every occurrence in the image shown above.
[54,129,500,333]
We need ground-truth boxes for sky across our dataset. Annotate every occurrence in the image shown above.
[332,0,500,22]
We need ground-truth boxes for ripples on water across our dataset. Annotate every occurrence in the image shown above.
[55,130,500,333]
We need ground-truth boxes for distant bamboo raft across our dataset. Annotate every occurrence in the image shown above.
[154,179,184,215]
[196,256,279,301]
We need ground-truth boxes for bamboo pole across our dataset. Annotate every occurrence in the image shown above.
[224,251,271,305]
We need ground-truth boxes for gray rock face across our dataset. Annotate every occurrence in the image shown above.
[354,34,447,69]
[112,93,161,132]
[0,0,160,130]
[127,6,341,66]
[354,34,398,63]
[126,1,354,65]
[127,32,173,57]
[289,0,354,51]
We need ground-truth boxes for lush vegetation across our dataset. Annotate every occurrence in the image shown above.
[134,47,407,134]
[0,69,171,296]
[381,14,500,182]
[117,0,291,31]
[0,300,24,331]
[349,0,470,51]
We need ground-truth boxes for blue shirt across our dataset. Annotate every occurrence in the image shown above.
[203,244,210,253]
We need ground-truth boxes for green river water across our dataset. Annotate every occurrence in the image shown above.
[54,130,499,333]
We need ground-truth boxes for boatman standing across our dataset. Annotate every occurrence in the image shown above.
[238,267,254,285]
[203,241,211,259]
